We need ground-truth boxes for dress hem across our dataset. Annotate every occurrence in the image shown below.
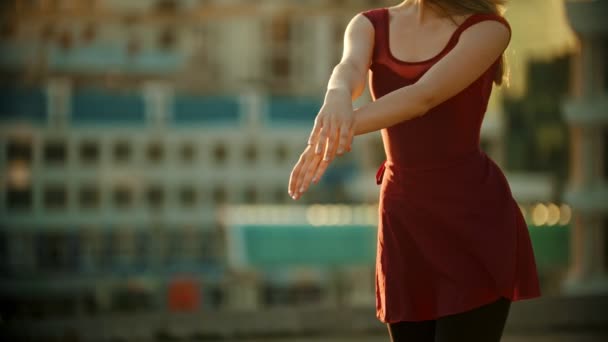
[376,292,541,324]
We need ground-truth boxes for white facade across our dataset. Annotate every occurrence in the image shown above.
[562,0,608,294]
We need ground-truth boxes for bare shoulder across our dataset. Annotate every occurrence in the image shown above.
[349,11,376,32]
[342,12,375,44]
[458,19,511,50]
[461,17,511,41]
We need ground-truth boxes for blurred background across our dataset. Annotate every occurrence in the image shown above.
[0,0,606,341]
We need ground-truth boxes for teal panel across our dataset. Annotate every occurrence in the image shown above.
[267,97,321,125]
[0,42,182,73]
[172,95,240,125]
[239,224,376,267]
[71,88,145,125]
[528,225,570,271]
[49,44,182,74]
[237,224,570,271]
[0,86,47,123]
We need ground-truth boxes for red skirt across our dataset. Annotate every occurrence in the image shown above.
[374,149,541,323]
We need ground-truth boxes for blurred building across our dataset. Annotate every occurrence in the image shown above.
[0,0,579,334]
[0,0,392,320]
[562,0,608,295]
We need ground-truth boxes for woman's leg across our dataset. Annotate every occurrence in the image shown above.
[386,319,436,342]
[435,297,511,342]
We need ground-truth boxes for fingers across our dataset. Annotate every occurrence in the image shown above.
[345,127,354,152]
[307,117,322,146]
[323,123,340,161]
[323,126,339,162]
[288,155,305,198]
[315,120,330,155]
[312,158,331,185]
[317,134,339,183]
[291,152,321,200]
[297,155,322,198]
[336,124,352,156]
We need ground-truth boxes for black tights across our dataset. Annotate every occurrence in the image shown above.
[387,297,511,342]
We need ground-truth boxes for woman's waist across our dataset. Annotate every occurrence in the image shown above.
[376,148,488,186]
[386,148,484,172]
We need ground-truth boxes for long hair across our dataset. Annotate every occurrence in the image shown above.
[426,0,509,86]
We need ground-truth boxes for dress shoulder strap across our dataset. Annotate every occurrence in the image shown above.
[361,8,388,61]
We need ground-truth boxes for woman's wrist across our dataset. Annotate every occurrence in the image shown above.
[352,105,367,136]
[325,87,351,102]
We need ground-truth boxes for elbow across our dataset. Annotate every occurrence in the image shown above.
[336,61,368,98]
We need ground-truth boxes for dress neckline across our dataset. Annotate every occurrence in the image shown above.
[383,7,479,65]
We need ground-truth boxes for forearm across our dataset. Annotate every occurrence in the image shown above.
[326,62,367,101]
[353,83,432,135]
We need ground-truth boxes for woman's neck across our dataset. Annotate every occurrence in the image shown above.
[397,0,449,24]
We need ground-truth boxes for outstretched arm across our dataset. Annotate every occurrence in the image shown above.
[308,13,374,161]
[288,13,374,200]
[353,20,511,135]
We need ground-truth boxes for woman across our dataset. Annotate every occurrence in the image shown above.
[288,0,541,341]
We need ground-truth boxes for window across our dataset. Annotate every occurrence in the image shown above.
[43,184,67,210]
[212,143,227,165]
[274,186,287,203]
[180,142,196,163]
[200,232,218,262]
[79,140,99,164]
[181,227,201,261]
[99,231,116,270]
[244,143,258,165]
[203,286,224,310]
[179,186,197,207]
[244,186,258,204]
[113,141,131,163]
[81,229,102,271]
[212,185,227,204]
[162,231,180,266]
[79,185,99,209]
[146,142,164,163]
[6,188,32,210]
[269,14,291,82]
[113,186,133,208]
[115,229,135,267]
[43,140,67,165]
[133,231,149,270]
[36,232,80,272]
[275,143,288,164]
[6,139,32,162]
[145,185,164,209]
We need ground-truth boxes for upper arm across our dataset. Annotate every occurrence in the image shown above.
[339,13,375,78]
[414,20,511,110]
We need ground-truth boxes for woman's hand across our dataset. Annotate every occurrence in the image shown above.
[307,88,355,162]
[288,142,338,200]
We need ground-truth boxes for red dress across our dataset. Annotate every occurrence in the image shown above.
[361,8,541,323]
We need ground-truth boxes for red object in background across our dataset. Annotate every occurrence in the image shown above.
[167,277,200,312]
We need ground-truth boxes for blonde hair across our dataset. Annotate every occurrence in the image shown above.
[427,0,509,86]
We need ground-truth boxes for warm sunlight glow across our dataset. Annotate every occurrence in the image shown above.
[532,203,549,226]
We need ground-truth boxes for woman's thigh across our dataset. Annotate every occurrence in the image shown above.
[435,297,511,342]
[386,319,436,342]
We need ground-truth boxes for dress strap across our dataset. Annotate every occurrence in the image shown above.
[361,8,388,61]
